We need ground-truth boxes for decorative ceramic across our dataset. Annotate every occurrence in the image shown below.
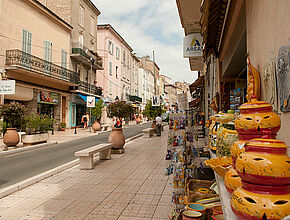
[224,168,242,194]
[92,121,101,132]
[204,157,233,179]
[234,97,280,139]
[246,58,261,102]
[3,128,20,147]
[182,210,202,220]
[109,128,125,149]
[230,140,246,165]
[210,112,236,124]
[231,181,290,220]
[187,203,206,215]
[235,137,290,186]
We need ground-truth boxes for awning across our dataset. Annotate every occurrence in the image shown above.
[78,94,100,102]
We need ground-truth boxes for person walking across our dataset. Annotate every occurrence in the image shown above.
[156,113,162,136]
[81,113,89,129]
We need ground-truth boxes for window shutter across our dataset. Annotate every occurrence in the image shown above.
[22,29,27,53]
[27,32,32,54]
[112,43,114,56]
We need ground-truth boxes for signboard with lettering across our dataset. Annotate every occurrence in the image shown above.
[152,96,160,106]
[183,33,204,58]
[177,93,189,112]
[38,91,59,104]
[87,96,95,107]
[0,80,15,94]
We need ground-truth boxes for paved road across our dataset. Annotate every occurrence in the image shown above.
[0,123,151,189]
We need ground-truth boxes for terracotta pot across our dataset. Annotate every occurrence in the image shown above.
[136,117,141,124]
[3,128,20,147]
[235,137,290,186]
[224,168,242,194]
[235,98,281,137]
[92,121,101,132]
[110,128,125,149]
[231,181,290,220]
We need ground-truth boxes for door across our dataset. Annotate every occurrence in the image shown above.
[62,96,66,123]
[71,104,76,127]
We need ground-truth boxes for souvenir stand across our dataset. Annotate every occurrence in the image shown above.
[205,59,290,220]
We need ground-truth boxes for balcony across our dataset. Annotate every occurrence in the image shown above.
[5,49,79,89]
[78,81,102,96]
[71,42,103,70]
[129,95,142,103]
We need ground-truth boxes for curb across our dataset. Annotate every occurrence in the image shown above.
[0,132,144,199]
[0,141,58,158]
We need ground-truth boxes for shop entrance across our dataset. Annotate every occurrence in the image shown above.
[37,104,55,118]
[76,104,86,126]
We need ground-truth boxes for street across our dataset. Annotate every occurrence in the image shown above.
[0,123,151,190]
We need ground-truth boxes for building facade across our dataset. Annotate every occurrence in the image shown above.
[0,0,78,127]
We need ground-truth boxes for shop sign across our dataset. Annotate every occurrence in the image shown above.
[152,95,160,106]
[183,33,204,58]
[177,93,189,112]
[87,96,95,107]
[38,91,59,104]
[0,80,15,94]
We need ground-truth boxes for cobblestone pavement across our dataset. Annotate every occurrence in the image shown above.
[0,127,174,220]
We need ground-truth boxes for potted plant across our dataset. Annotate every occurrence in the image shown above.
[107,101,132,150]
[0,101,27,147]
[91,99,104,133]
[22,114,54,146]
[59,122,66,131]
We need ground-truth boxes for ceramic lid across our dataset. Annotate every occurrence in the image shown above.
[239,98,272,110]
[183,210,202,217]
[247,138,288,149]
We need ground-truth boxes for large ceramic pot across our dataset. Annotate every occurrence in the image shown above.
[92,121,101,132]
[235,137,290,186]
[3,128,20,147]
[224,168,242,194]
[234,98,280,140]
[230,140,246,165]
[136,117,141,124]
[109,127,125,149]
[231,181,290,220]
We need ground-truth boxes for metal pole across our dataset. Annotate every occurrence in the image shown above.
[89,58,92,133]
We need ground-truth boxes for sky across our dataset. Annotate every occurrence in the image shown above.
[92,0,198,84]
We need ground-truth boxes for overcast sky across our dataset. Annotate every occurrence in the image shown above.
[92,0,198,84]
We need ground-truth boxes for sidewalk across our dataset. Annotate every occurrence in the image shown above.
[0,128,173,220]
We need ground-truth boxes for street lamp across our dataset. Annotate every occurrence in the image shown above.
[89,57,94,133]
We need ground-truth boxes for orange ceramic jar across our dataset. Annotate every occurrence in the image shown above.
[231,181,290,220]
[234,98,280,140]
[235,137,290,186]
[230,140,246,165]
[224,168,242,194]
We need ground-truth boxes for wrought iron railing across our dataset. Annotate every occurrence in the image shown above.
[129,95,142,103]
[79,81,102,96]
[5,49,79,84]
[71,42,102,66]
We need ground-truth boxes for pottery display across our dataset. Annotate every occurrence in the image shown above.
[230,140,246,165]
[224,168,242,193]
[231,181,290,220]
[109,128,125,149]
[234,97,280,140]
[92,121,101,132]
[3,128,20,147]
[186,203,206,215]
[235,136,290,186]
[204,156,233,179]
[182,210,202,220]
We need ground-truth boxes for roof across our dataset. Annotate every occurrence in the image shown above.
[98,24,133,52]
[84,0,101,16]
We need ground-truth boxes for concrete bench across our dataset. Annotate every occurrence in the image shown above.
[75,143,112,169]
[101,124,110,131]
[142,128,155,138]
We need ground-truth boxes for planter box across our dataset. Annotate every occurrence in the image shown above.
[22,133,49,146]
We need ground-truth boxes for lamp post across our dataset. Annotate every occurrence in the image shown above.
[89,57,94,133]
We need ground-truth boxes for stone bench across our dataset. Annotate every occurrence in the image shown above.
[75,143,112,169]
[142,128,155,138]
[101,124,110,131]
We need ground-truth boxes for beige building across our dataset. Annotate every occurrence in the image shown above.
[0,0,77,127]
[43,0,103,127]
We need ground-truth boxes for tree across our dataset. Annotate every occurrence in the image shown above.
[107,101,133,127]
[142,100,165,120]
[91,99,104,122]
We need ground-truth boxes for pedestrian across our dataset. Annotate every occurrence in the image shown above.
[156,113,162,136]
[81,113,89,129]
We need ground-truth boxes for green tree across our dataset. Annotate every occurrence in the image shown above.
[142,100,165,120]
[107,101,133,127]
[91,99,104,122]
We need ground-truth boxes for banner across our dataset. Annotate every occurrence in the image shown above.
[183,33,204,58]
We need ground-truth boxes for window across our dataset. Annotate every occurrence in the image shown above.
[109,61,112,75]
[22,29,32,68]
[79,34,84,47]
[122,51,126,63]
[44,40,52,73]
[116,47,120,59]
[116,66,118,78]
[61,49,67,70]
[108,40,113,55]
[79,5,84,27]
[90,17,95,36]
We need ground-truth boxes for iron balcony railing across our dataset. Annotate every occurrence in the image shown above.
[129,95,142,103]
[5,49,79,84]
[79,81,102,96]
[71,42,102,66]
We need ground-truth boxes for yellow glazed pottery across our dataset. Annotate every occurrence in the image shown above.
[224,168,242,194]
[210,112,236,124]
[235,138,290,186]
[235,98,281,140]
[204,156,233,179]
[230,140,246,165]
[231,182,290,220]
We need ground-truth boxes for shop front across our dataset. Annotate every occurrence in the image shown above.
[70,94,87,128]
[37,91,60,119]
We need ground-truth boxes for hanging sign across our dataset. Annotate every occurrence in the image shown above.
[152,95,160,106]
[177,93,189,112]
[0,80,15,94]
[183,33,204,58]
[87,96,95,107]
[38,91,59,104]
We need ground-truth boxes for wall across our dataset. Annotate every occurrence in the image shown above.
[246,0,290,146]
